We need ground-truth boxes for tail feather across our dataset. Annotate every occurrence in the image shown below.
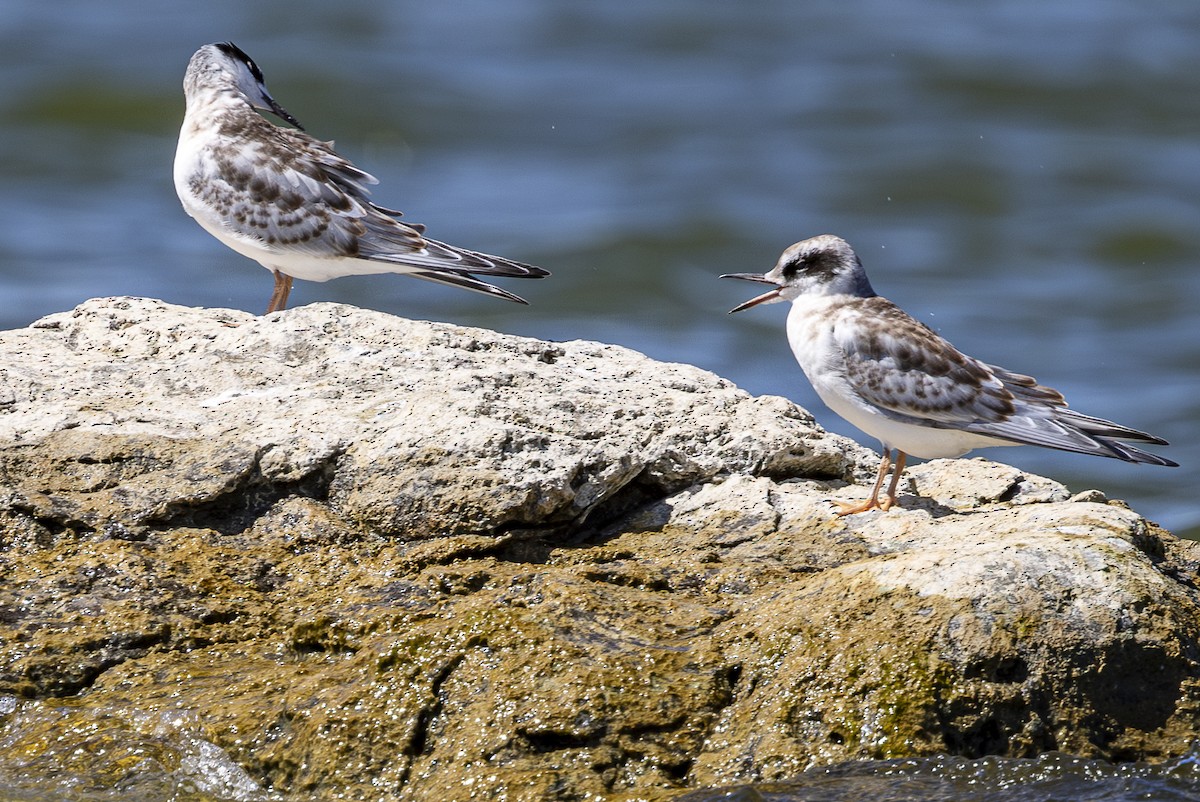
[1055,407,1169,446]
[963,412,1176,466]
[1093,438,1178,467]
[422,237,551,279]
[407,269,532,304]
[1056,409,1177,467]
[972,365,1177,466]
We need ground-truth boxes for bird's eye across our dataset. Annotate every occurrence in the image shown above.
[780,255,810,279]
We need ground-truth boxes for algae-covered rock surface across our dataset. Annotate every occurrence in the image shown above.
[1,297,1198,801]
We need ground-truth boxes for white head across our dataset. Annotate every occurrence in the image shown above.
[182,42,303,129]
[722,234,876,312]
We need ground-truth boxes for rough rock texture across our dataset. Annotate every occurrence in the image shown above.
[0,297,1197,802]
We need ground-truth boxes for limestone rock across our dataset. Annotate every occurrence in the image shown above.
[0,297,854,540]
[0,298,1197,801]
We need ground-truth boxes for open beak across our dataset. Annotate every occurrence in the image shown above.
[720,272,783,313]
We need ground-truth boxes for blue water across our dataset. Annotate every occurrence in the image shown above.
[0,2,1197,543]
[676,750,1200,802]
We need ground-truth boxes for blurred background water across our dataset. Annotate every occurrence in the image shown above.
[1,2,1198,799]
[0,1,1196,543]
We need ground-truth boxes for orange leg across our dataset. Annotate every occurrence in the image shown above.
[834,449,908,515]
[880,451,907,510]
[266,271,293,313]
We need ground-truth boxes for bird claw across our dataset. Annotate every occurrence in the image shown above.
[832,494,897,516]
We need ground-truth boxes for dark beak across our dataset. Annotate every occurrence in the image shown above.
[720,272,783,313]
[264,94,304,130]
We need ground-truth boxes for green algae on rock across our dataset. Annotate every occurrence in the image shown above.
[1,298,1198,801]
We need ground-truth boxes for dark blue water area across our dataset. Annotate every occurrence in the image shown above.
[676,750,1200,802]
[0,1,1196,535]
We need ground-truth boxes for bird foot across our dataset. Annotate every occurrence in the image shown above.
[832,494,896,516]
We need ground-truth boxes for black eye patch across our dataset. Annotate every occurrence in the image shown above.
[780,256,810,279]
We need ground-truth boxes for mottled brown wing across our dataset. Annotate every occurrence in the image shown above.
[835,300,1175,464]
[194,116,543,275]
[835,298,1017,427]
